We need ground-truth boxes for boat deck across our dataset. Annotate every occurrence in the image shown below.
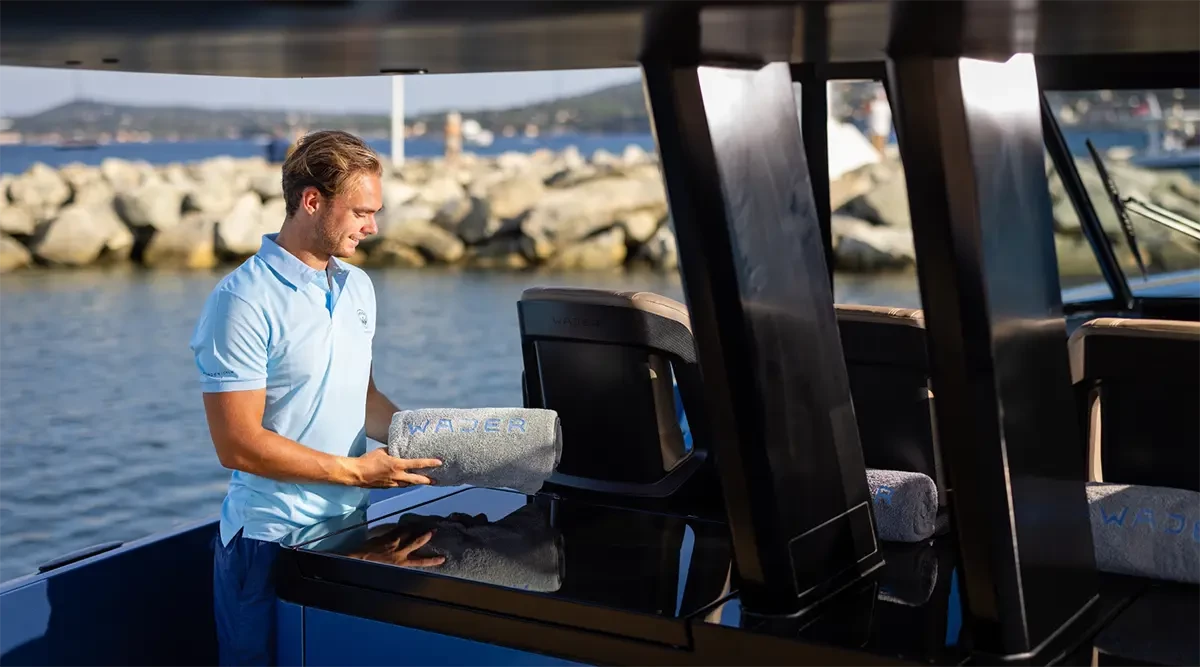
[273,485,1198,666]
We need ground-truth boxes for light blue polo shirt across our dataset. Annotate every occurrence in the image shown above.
[190,233,377,546]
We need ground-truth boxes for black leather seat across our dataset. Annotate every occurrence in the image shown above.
[835,305,948,509]
[1069,317,1200,491]
[516,287,717,508]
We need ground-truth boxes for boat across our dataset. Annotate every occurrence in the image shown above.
[0,2,1197,666]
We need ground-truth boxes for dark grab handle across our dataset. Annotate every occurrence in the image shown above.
[37,541,123,573]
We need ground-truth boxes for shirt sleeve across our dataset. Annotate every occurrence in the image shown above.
[190,289,269,392]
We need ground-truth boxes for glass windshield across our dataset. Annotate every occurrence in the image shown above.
[1045,87,1200,299]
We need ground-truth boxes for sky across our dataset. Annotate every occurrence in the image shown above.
[0,65,642,118]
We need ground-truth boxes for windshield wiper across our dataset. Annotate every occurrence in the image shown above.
[1085,138,1148,280]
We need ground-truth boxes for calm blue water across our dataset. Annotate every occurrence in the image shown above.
[5,129,1194,179]
[0,134,657,175]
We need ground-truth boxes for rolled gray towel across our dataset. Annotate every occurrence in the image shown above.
[867,468,939,543]
[387,407,562,495]
[393,503,564,592]
[1086,482,1199,585]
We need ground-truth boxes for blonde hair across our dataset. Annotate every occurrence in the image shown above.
[281,130,382,217]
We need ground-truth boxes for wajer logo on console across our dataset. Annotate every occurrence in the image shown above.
[406,418,528,435]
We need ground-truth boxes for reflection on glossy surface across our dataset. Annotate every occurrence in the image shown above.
[342,502,564,593]
[699,537,968,664]
[294,487,734,619]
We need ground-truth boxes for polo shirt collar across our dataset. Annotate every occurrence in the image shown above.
[256,233,350,291]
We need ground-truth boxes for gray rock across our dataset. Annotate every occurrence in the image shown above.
[8,163,71,219]
[591,149,621,168]
[382,179,419,211]
[185,185,238,218]
[377,219,464,264]
[249,171,284,200]
[33,203,134,266]
[545,227,627,271]
[261,197,287,231]
[0,234,32,272]
[831,215,915,272]
[59,163,105,192]
[142,212,217,269]
[521,174,667,249]
[100,158,147,193]
[478,173,545,221]
[0,206,37,237]
[634,224,679,271]
[215,192,267,256]
[622,144,652,166]
[365,240,427,268]
[450,198,501,246]
[837,169,910,228]
[161,163,197,191]
[465,235,530,270]
[73,181,116,208]
[618,210,661,244]
[116,182,185,230]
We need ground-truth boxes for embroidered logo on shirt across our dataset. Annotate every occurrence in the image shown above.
[357,308,369,331]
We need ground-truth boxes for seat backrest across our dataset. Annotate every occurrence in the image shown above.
[1069,317,1200,492]
[517,287,712,500]
[834,305,948,510]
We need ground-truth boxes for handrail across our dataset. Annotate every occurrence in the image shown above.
[37,541,124,573]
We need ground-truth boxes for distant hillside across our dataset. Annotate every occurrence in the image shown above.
[408,81,649,134]
[8,80,650,140]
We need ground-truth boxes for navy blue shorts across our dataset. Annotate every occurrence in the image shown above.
[213,528,281,666]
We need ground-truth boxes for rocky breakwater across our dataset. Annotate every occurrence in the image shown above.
[1,146,1196,277]
[0,146,679,274]
[827,153,1200,275]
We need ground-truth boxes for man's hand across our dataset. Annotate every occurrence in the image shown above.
[351,529,446,568]
[350,447,442,488]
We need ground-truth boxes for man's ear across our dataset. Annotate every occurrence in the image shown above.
[302,186,322,215]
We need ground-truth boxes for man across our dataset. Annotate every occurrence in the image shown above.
[190,130,441,665]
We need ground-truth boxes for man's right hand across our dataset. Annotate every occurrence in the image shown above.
[349,447,442,488]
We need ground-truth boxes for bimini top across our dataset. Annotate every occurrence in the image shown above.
[0,0,1197,78]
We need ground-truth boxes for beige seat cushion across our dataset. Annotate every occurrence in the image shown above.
[833,304,925,328]
[520,287,692,332]
[1068,317,1200,383]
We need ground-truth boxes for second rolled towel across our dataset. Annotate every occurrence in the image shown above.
[1086,482,1199,585]
[867,468,940,543]
[387,407,562,495]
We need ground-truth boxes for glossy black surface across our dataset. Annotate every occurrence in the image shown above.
[287,487,734,647]
[699,538,968,664]
[886,53,1099,657]
[643,47,878,615]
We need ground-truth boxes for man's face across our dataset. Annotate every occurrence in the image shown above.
[313,171,382,258]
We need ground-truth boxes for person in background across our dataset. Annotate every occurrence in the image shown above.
[868,87,892,154]
[190,130,442,666]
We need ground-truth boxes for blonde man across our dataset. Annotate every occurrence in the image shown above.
[190,130,440,665]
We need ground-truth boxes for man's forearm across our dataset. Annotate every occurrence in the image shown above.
[366,384,400,444]
[219,428,362,486]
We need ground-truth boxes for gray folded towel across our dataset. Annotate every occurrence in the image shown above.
[1086,482,1199,584]
[387,407,562,495]
[393,503,564,592]
[867,468,939,543]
